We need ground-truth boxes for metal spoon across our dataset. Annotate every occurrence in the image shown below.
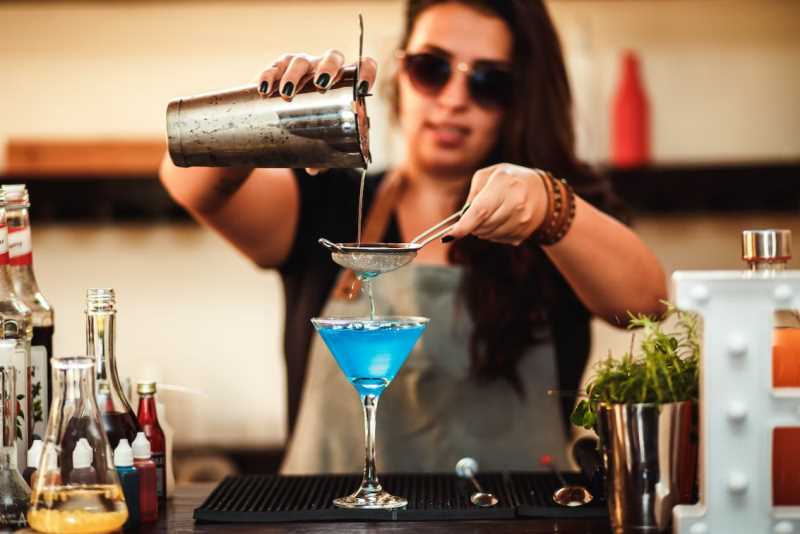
[455,457,498,508]
[539,454,593,507]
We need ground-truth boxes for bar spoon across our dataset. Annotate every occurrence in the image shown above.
[455,457,498,508]
[539,454,593,507]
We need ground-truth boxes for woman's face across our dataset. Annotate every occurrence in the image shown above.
[398,2,512,177]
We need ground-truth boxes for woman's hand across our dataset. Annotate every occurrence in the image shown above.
[447,164,549,246]
[256,50,377,176]
[257,49,377,99]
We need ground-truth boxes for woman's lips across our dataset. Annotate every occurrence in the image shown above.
[425,122,470,148]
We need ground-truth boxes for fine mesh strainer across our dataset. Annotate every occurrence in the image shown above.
[319,202,470,279]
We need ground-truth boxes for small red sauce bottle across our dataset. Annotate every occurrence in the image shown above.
[132,432,158,523]
[137,381,166,502]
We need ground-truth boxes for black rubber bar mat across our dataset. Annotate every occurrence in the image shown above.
[194,472,608,523]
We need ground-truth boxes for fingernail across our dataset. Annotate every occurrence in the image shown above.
[441,235,455,244]
[358,80,369,96]
[316,73,331,89]
[282,81,295,97]
[259,81,269,94]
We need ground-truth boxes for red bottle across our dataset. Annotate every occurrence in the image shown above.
[137,381,166,501]
[611,51,650,167]
[132,432,158,523]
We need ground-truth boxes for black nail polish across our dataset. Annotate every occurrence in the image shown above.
[358,80,369,96]
[316,73,331,89]
[259,81,269,94]
[441,235,455,244]
[282,82,295,97]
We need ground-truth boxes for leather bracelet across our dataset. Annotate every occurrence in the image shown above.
[532,171,576,246]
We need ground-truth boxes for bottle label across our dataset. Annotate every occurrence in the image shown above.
[152,452,166,498]
[8,226,32,265]
[30,346,48,439]
[0,224,8,264]
[6,341,30,474]
[0,508,27,528]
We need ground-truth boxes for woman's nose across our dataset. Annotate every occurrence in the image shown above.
[436,71,471,110]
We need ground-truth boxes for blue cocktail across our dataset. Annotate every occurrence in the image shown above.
[311,316,428,509]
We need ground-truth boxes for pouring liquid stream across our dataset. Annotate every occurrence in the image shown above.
[357,168,366,245]
[354,167,377,320]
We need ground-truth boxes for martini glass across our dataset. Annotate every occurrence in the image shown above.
[311,316,429,509]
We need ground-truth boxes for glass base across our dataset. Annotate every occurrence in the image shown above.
[333,487,407,510]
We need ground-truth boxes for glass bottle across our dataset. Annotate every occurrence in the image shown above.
[137,381,166,501]
[0,360,30,529]
[0,189,33,473]
[3,184,54,440]
[85,289,139,451]
[741,229,800,506]
[114,439,140,530]
[132,432,158,523]
[28,355,128,533]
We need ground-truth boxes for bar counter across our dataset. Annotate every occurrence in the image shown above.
[138,484,612,533]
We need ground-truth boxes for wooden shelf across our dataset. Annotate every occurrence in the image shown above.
[605,161,800,212]
[1,158,797,222]
[6,138,164,177]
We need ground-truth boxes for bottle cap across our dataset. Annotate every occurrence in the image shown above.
[114,439,134,467]
[43,448,58,471]
[137,381,157,395]
[27,439,43,468]
[1,184,29,208]
[72,438,94,469]
[742,229,792,262]
[86,288,116,313]
[132,432,152,459]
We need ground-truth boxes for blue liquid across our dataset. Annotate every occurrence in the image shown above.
[317,320,426,397]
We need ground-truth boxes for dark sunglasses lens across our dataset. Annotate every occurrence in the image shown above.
[404,54,451,93]
[469,68,512,108]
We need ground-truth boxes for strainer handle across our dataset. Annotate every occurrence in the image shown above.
[411,202,471,246]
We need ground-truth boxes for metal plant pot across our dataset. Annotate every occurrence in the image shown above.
[597,401,698,533]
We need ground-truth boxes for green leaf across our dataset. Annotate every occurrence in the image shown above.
[569,302,700,433]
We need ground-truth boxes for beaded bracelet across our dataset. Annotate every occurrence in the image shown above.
[532,171,577,246]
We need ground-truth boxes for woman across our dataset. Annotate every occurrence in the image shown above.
[160,0,667,473]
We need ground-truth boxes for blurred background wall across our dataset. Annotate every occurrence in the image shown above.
[0,0,798,458]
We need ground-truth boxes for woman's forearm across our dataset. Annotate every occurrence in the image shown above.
[159,153,254,215]
[158,153,300,268]
[543,196,668,326]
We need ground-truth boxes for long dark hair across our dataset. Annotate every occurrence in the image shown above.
[394,0,621,393]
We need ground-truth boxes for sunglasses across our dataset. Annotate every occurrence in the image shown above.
[397,50,513,109]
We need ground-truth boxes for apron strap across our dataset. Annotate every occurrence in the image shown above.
[331,169,406,300]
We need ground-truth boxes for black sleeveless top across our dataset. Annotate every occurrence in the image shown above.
[278,168,614,437]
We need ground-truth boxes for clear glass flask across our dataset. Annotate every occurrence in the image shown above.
[28,355,128,534]
[0,360,30,529]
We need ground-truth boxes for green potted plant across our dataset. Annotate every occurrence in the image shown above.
[571,304,699,534]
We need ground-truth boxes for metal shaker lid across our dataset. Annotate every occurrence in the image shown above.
[741,229,792,261]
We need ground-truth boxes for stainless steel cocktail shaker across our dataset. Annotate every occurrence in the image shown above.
[166,66,371,169]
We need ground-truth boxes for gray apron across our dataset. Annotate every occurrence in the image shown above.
[281,263,569,474]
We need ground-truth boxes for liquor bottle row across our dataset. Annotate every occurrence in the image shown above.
[0,185,169,531]
[0,290,169,530]
[0,185,54,476]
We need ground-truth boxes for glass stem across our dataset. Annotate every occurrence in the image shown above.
[360,393,381,492]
